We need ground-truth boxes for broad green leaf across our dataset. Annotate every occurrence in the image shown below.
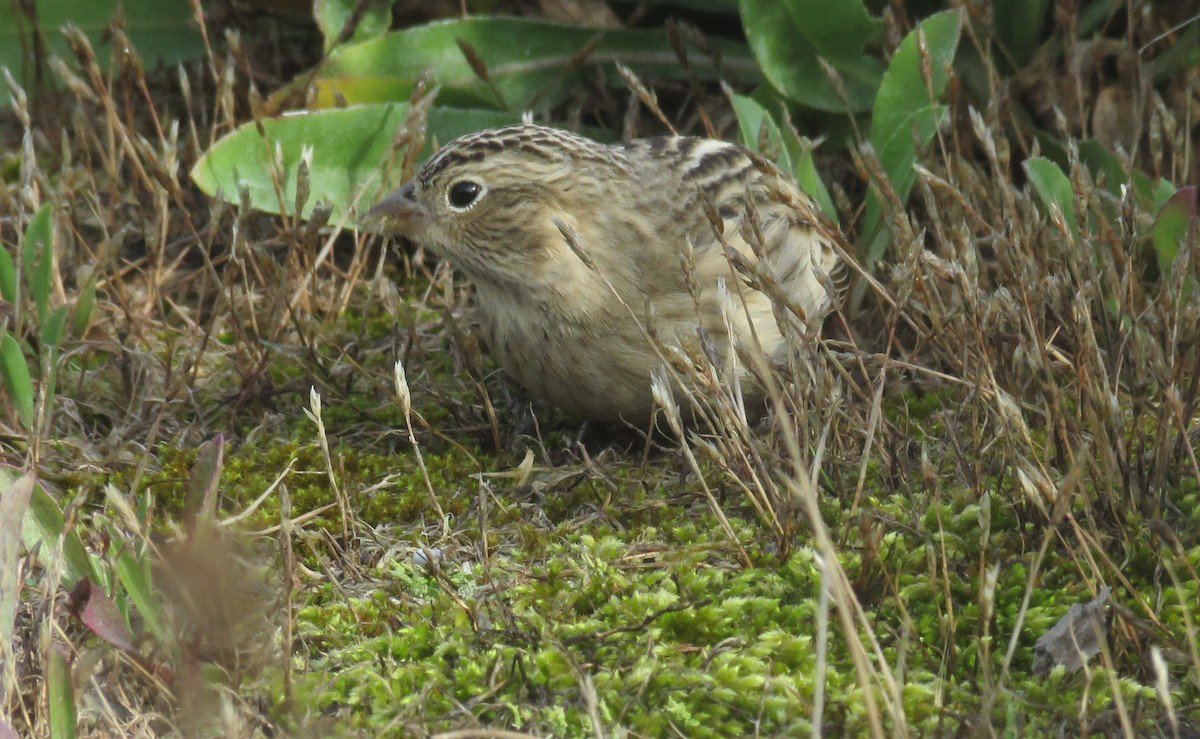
[1076,140,1176,208]
[1151,179,1179,213]
[22,483,102,590]
[740,0,884,113]
[729,93,835,219]
[1076,140,1144,199]
[1152,186,1197,276]
[315,0,393,52]
[0,333,33,431]
[1024,156,1079,244]
[279,16,760,112]
[22,203,53,325]
[191,104,526,219]
[0,0,204,107]
[863,9,962,260]
[1039,135,1175,215]
[869,9,961,194]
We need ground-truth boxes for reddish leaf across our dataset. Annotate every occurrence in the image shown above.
[69,580,135,655]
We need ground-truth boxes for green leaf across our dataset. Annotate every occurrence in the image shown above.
[113,539,167,645]
[22,203,53,324]
[72,273,97,337]
[740,0,884,113]
[1076,140,1142,199]
[1040,136,1175,215]
[0,0,204,107]
[0,333,34,431]
[315,0,393,52]
[0,244,14,304]
[39,344,59,434]
[285,16,759,112]
[1076,0,1117,37]
[0,469,35,674]
[641,0,738,10]
[1150,178,1179,214]
[191,104,527,219]
[992,0,1049,67]
[787,139,836,221]
[1075,140,1174,207]
[47,644,76,739]
[40,307,68,353]
[731,92,786,155]
[729,93,835,219]
[1149,22,1200,85]
[23,483,102,590]
[862,9,962,260]
[1024,156,1079,244]
[1152,186,1197,276]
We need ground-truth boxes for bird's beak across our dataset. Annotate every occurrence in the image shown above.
[363,182,430,237]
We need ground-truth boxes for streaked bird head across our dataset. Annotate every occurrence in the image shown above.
[365,124,627,287]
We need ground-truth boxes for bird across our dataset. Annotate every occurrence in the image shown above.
[365,123,847,424]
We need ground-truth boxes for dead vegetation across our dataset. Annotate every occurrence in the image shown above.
[1,1,1198,736]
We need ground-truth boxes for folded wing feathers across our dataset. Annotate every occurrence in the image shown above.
[684,142,849,320]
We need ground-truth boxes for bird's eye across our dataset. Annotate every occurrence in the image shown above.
[447,180,483,210]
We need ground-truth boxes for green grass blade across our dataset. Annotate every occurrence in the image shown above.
[22,204,52,325]
[0,468,35,703]
[0,244,15,304]
[113,540,168,645]
[40,307,67,354]
[71,274,96,337]
[46,644,76,739]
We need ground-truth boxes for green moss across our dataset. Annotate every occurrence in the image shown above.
[52,278,1200,737]
[284,532,844,735]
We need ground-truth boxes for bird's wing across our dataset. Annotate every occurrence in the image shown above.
[680,147,847,326]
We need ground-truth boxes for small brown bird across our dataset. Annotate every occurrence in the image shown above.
[367,124,846,423]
